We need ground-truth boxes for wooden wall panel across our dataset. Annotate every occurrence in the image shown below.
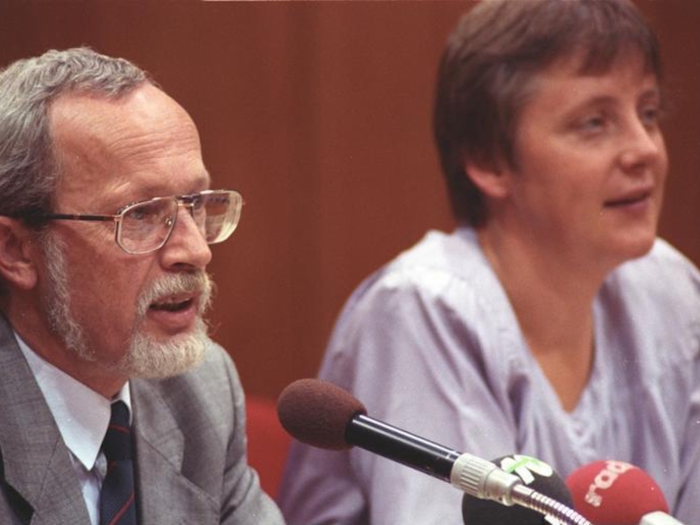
[0,1,697,400]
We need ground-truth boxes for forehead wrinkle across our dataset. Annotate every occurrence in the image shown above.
[51,84,203,172]
[49,85,209,211]
[105,124,202,171]
[89,102,202,170]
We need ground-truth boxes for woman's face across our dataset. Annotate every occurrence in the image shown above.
[499,51,667,271]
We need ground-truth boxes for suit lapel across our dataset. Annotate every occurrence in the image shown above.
[0,316,220,524]
[0,318,90,524]
[131,379,218,524]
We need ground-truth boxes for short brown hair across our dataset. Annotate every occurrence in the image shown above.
[433,0,662,226]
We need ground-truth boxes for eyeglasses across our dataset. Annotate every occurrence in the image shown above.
[41,189,243,255]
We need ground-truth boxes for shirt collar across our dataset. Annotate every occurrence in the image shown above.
[16,332,132,471]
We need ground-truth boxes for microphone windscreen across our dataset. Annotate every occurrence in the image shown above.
[462,455,572,524]
[277,378,367,450]
[566,460,669,525]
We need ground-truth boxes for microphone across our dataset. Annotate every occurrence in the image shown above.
[462,455,573,524]
[566,460,685,525]
[277,378,592,525]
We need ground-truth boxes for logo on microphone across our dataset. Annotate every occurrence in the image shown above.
[498,455,566,523]
[498,455,554,485]
[584,460,634,507]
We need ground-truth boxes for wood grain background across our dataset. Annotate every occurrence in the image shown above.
[1,0,698,400]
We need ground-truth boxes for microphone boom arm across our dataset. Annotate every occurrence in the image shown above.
[346,414,461,481]
[347,414,593,525]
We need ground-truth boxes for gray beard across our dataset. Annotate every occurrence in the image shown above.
[40,231,212,379]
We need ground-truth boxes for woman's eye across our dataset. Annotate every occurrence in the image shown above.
[575,114,607,135]
[640,106,660,127]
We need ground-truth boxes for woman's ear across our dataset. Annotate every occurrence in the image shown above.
[0,217,40,291]
[464,158,514,200]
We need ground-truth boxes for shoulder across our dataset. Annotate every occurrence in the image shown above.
[159,340,239,396]
[605,239,700,314]
[327,227,520,361]
[601,239,700,364]
[326,228,514,367]
[133,340,241,429]
[342,227,503,318]
[388,226,491,285]
[618,238,699,279]
[320,228,525,423]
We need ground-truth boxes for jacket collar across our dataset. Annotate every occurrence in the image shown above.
[0,316,89,524]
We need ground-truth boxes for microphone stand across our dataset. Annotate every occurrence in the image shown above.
[349,415,593,525]
[511,484,592,525]
[451,454,592,525]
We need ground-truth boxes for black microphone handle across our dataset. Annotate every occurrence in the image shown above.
[345,413,462,481]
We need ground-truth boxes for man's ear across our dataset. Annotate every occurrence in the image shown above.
[0,217,40,291]
[464,157,513,200]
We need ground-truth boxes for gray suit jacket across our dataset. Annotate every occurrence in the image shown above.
[0,316,285,524]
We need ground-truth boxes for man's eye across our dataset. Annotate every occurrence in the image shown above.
[126,203,162,222]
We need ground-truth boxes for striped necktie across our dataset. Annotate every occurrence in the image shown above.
[99,400,137,525]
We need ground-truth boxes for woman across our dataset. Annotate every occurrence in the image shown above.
[279,1,700,523]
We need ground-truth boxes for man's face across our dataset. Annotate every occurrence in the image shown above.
[40,230,212,379]
[38,83,215,391]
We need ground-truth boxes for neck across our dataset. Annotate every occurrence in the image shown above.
[4,293,126,399]
[477,224,602,411]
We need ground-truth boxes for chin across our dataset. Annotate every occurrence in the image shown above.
[614,232,657,264]
[119,318,211,378]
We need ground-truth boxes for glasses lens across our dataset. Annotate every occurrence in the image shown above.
[119,198,177,254]
[199,190,243,244]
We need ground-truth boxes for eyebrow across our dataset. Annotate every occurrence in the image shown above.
[104,170,213,212]
[566,86,662,114]
[149,169,212,195]
[638,87,663,103]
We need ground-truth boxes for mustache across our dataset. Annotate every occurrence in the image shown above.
[137,272,213,317]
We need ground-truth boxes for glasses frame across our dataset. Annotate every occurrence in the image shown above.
[41,189,243,255]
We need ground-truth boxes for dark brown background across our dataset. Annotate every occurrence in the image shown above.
[1,1,698,401]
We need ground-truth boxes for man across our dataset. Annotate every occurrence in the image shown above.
[0,47,284,524]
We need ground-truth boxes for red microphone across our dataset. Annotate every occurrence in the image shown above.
[566,460,684,524]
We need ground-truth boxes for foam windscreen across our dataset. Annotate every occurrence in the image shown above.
[276,378,367,450]
[566,460,669,525]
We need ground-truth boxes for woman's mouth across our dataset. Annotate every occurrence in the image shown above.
[604,189,652,209]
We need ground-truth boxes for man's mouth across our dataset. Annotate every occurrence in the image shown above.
[139,272,212,333]
[149,294,197,313]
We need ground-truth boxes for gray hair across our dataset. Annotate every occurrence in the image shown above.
[0,47,150,225]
